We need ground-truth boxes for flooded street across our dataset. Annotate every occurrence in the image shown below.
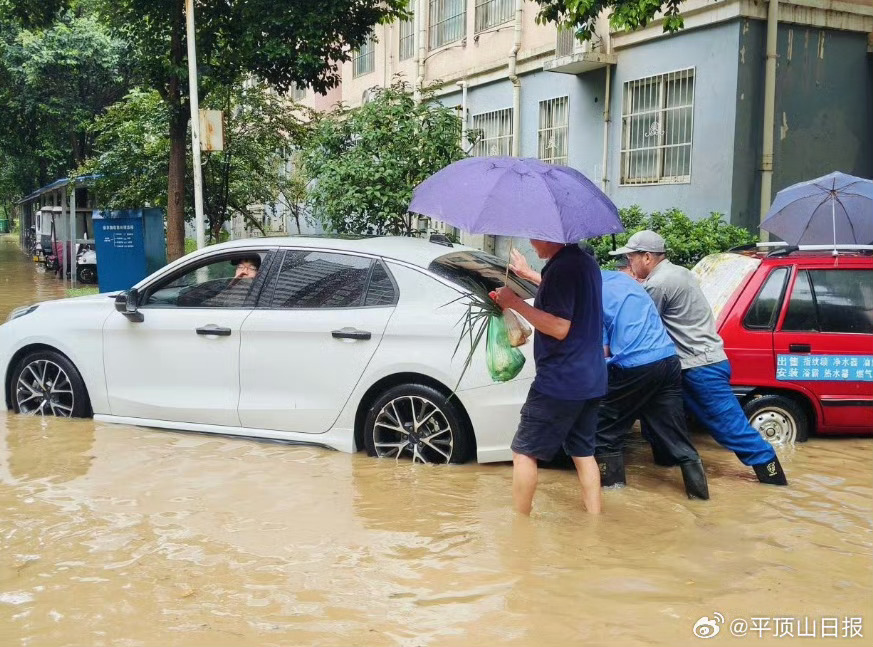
[0,234,871,646]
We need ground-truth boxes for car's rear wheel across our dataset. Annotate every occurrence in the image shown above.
[77,265,97,284]
[744,395,809,446]
[11,350,90,418]
[364,384,473,464]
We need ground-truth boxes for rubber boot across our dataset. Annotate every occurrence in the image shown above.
[680,459,710,500]
[753,456,788,486]
[596,452,626,487]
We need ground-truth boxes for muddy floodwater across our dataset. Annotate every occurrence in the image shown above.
[0,234,871,646]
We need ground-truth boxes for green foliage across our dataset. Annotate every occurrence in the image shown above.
[67,286,98,297]
[300,80,477,236]
[0,5,129,196]
[533,1,687,40]
[79,89,170,207]
[82,83,311,241]
[96,0,408,97]
[590,206,757,268]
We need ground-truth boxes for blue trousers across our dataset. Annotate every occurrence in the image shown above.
[681,360,777,466]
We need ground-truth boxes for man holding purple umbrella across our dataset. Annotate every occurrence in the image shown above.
[408,156,623,514]
[493,241,607,516]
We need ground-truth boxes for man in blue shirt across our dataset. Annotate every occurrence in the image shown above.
[510,248,709,501]
[495,241,606,516]
[598,268,709,500]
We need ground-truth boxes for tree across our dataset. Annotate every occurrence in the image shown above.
[300,81,477,236]
[93,0,409,261]
[589,205,756,268]
[81,82,311,243]
[532,1,688,40]
[0,3,129,197]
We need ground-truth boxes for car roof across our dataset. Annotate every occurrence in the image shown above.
[200,235,475,268]
[725,248,872,267]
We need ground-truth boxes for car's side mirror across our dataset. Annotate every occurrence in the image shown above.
[115,288,144,323]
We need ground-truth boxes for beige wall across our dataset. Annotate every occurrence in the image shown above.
[339,1,561,107]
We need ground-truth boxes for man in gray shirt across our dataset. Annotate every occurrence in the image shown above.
[611,230,787,486]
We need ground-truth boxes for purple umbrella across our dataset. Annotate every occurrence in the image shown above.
[761,171,873,246]
[408,157,624,243]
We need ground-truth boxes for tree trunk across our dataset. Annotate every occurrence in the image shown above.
[165,0,186,262]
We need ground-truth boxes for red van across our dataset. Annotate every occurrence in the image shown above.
[693,246,873,445]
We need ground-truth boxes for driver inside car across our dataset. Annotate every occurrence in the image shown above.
[193,254,262,308]
[232,256,260,281]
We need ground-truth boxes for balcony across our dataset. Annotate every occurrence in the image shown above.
[545,28,616,75]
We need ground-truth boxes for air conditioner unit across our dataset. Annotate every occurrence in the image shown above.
[556,28,597,58]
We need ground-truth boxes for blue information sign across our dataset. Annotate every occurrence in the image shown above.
[776,355,873,382]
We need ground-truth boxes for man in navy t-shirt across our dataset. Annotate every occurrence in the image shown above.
[494,241,606,515]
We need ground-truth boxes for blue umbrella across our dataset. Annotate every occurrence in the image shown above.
[761,171,873,246]
[408,157,624,243]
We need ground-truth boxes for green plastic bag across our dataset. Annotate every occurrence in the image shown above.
[486,313,526,382]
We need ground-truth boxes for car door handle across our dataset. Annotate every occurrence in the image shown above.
[196,325,232,337]
[332,328,372,341]
[789,343,811,353]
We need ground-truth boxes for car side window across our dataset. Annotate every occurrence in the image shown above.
[143,252,268,309]
[808,270,873,334]
[782,270,818,331]
[744,267,788,330]
[271,250,372,309]
[364,261,398,307]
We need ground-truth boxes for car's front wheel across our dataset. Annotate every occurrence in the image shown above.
[364,384,473,464]
[11,350,90,418]
[744,394,809,446]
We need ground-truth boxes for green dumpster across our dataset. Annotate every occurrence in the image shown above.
[0,219,9,234]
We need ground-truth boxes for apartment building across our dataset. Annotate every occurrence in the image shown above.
[294,0,872,254]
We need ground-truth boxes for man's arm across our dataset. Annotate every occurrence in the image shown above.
[493,288,570,340]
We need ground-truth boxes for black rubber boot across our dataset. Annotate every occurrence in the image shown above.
[680,459,710,500]
[753,456,788,486]
[596,452,626,487]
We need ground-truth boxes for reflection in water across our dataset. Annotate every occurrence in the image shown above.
[4,415,95,484]
[0,235,871,646]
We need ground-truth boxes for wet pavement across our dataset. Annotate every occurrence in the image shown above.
[0,234,871,646]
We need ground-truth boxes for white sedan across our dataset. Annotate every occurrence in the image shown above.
[1,236,537,464]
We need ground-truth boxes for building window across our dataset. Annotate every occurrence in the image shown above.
[290,84,306,102]
[620,68,695,185]
[353,34,376,78]
[471,108,513,157]
[399,2,415,61]
[538,96,569,165]
[475,0,513,33]
[430,0,466,50]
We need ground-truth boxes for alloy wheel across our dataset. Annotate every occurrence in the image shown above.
[372,395,454,464]
[15,359,75,417]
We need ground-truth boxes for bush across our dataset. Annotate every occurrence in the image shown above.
[590,206,757,268]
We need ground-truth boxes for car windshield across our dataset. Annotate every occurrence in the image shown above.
[429,251,538,299]
[692,253,761,320]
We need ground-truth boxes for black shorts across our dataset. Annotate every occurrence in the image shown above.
[511,388,600,461]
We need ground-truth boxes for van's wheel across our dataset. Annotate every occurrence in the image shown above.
[364,384,473,464]
[744,395,809,446]
[11,350,90,418]
[77,265,97,284]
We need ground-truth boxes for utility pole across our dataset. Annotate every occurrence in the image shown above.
[185,0,206,250]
